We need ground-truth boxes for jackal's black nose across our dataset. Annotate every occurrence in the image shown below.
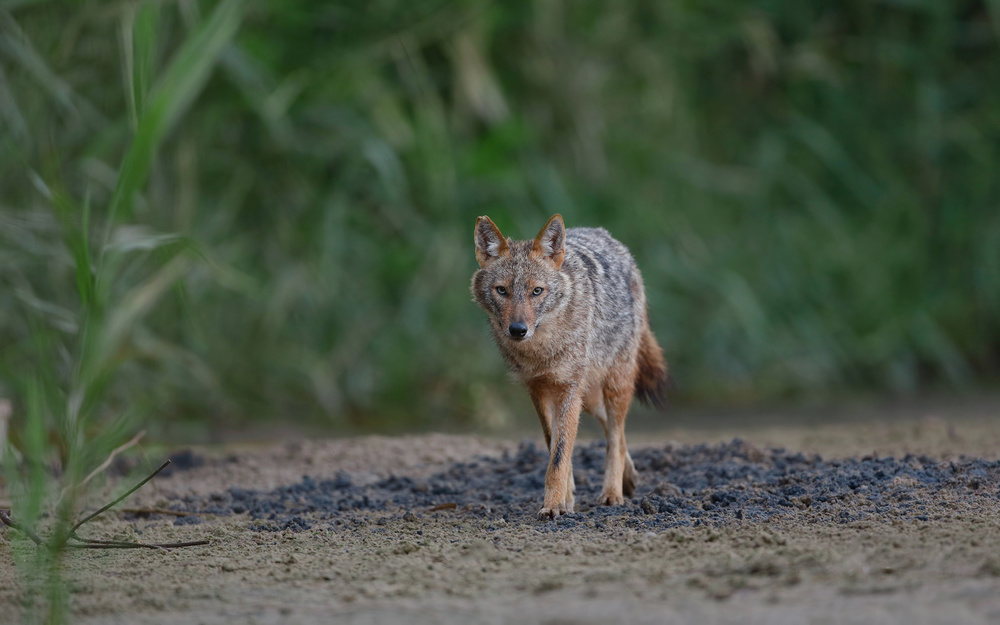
[508,322,528,339]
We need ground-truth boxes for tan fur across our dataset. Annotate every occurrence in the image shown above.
[471,214,669,519]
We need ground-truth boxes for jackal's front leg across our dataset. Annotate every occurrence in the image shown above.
[530,383,581,520]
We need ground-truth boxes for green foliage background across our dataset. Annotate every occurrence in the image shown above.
[2,0,1000,435]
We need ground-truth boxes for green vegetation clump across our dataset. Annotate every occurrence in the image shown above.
[2,0,999,437]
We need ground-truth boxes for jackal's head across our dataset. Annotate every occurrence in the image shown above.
[471,214,566,343]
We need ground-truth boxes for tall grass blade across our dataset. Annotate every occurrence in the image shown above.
[108,0,244,224]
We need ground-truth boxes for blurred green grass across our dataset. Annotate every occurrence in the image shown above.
[3,2,246,620]
[1,0,999,440]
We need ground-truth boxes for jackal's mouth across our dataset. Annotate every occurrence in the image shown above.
[504,328,529,342]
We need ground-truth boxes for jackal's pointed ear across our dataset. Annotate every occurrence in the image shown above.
[475,215,509,268]
[532,214,566,269]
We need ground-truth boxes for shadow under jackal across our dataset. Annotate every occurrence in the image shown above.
[471,214,669,519]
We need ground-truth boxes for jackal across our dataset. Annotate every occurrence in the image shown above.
[471,214,669,519]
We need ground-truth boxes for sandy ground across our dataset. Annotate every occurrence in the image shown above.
[3,400,1000,624]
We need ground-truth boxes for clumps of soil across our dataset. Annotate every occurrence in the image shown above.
[171,439,1000,533]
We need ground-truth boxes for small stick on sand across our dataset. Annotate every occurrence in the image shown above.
[119,507,191,517]
[0,508,44,546]
[68,536,209,550]
[1,458,208,552]
[76,430,146,493]
[71,459,172,534]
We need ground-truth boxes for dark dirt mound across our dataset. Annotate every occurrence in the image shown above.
[170,439,1000,532]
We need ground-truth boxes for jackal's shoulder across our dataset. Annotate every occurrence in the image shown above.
[566,227,629,254]
[563,226,635,279]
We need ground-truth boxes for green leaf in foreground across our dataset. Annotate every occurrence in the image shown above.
[121,0,161,127]
[107,0,245,226]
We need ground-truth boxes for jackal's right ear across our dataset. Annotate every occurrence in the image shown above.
[475,216,509,267]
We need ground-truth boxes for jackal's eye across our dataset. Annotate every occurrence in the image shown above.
[532,287,544,296]
[495,286,507,295]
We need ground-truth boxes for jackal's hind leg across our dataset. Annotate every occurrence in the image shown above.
[530,393,552,452]
[623,449,637,499]
[564,467,576,512]
[597,386,633,507]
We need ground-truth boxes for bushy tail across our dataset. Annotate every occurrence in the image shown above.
[634,324,670,409]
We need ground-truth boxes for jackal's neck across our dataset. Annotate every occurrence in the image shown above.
[493,324,586,385]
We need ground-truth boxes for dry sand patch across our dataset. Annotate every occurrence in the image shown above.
[2,409,1000,624]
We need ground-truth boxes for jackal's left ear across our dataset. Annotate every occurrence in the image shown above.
[475,215,509,268]
[532,214,566,269]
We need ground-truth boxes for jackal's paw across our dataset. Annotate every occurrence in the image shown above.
[597,491,625,507]
[537,503,572,521]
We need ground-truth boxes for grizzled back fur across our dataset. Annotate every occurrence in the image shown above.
[471,214,668,407]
